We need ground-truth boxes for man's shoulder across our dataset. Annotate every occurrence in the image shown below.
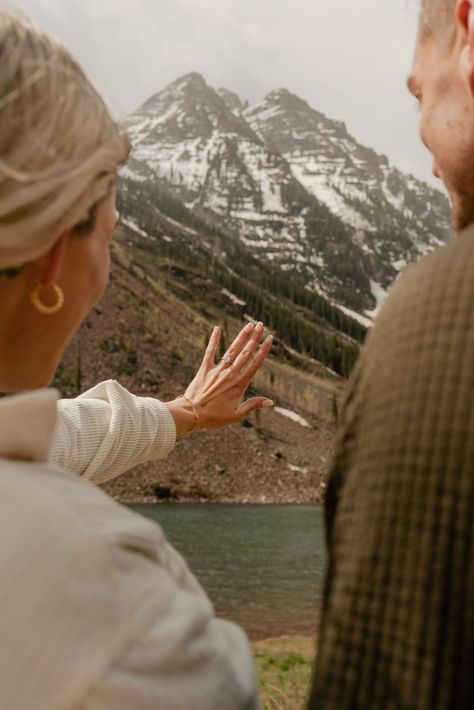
[329,226,474,518]
[339,224,474,419]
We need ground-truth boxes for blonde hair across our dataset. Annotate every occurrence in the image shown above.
[0,9,131,270]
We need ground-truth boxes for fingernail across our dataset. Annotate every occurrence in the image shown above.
[257,321,263,329]
[245,322,253,330]
[262,399,274,408]
[267,335,273,343]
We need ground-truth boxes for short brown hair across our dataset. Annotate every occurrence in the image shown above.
[420,0,457,36]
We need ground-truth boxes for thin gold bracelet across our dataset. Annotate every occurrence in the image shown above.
[181,395,199,435]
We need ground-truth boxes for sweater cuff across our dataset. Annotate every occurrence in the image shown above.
[144,398,176,459]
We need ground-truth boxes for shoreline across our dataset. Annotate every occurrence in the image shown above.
[249,628,317,641]
[121,496,324,506]
[252,633,314,648]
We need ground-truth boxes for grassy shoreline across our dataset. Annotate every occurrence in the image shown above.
[252,635,314,709]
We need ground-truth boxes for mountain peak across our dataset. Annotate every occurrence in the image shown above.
[127,71,259,148]
[250,87,325,121]
[266,87,301,103]
[245,88,350,154]
[169,71,208,91]
[140,71,213,110]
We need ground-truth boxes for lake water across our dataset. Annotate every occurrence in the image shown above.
[130,503,326,639]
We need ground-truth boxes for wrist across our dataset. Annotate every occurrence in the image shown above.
[165,397,199,437]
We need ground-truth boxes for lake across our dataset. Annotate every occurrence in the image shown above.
[130,503,326,640]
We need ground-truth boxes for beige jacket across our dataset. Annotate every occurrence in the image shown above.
[0,382,260,710]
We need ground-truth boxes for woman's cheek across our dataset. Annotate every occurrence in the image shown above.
[96,249,111,301]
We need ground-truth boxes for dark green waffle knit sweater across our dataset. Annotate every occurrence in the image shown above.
[308,227,474,709]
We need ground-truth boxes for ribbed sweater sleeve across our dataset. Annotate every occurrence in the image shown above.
[49,380,176,484]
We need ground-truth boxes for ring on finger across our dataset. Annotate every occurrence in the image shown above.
[222,353,233,367]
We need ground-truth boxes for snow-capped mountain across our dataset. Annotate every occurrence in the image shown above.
[124,72,451,316]
[245,89,449,283]
[126,73,288,212]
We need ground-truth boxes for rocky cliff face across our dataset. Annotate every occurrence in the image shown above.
[245,89,449,289]
[124,72,451,318]
[217,86,247,114]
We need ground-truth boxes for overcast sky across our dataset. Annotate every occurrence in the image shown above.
[9,0,440,189]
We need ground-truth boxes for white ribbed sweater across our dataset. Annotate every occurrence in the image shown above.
[50,379,177,483]
[0,382,260,710]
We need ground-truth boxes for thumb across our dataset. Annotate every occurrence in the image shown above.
[237,397,274,419]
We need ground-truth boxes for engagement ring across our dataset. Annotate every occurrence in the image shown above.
[222,353,232,367]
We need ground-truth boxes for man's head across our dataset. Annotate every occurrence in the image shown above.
[408,0,474,231]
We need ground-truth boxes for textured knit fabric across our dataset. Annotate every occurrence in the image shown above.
[50,379,177,484]
[0,389,260,710]
[308,228,474,709]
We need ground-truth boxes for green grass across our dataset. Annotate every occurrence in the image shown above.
[252,636,314,709]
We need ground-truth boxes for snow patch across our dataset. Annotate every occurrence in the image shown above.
[158,211,199,236]
[370,280,388,310]
[365,280,389,319]
[237,142,286,213]
[392,258,408,272]
[289,162,373,231]
[120,166,146,183]
[288,464,308,474]
[336,304,373,328]
[274,406,311,428]
[121,217,148,238]
[222,288,246,306]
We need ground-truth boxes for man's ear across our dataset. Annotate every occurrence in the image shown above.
[458,0,474,94]
[33,233,69,288]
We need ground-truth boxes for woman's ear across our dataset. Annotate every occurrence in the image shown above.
[33,233,69,288]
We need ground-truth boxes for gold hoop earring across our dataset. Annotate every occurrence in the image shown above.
[30,283,64,315]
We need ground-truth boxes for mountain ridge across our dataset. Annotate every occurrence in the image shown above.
[124,71,451,318]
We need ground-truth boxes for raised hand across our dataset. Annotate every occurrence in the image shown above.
[166,322,273,436]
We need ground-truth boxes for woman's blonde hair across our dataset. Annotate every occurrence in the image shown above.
[0,9,131,270]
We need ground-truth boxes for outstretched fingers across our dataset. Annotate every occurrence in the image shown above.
[237,396,274,419]
[232,322,265,371]
[202,327,221,369]
[240,334,273,382]
[218,321,256,368]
